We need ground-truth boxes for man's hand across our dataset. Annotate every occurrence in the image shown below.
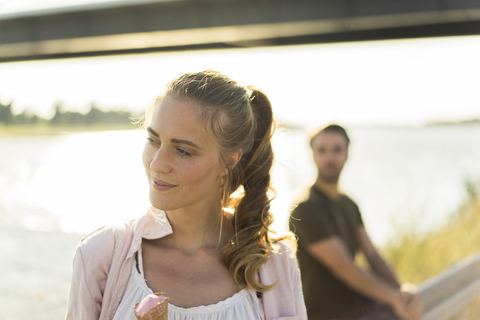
[389,291,411,320]
[401,284,423,320]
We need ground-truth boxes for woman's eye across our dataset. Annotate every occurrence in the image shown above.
[177,148,192,157]
[146,137,159,146]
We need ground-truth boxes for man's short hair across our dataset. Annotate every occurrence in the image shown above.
[309,124,350,148]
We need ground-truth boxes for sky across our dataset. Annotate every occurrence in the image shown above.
[1,0,480,127]
[0,0,118,15]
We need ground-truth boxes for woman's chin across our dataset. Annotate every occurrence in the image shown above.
[149,195,172,212]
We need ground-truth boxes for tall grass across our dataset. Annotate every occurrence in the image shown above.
[383,180,480,284]
[382,180,480,319]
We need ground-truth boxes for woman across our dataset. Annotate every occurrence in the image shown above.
[66,70,307,320]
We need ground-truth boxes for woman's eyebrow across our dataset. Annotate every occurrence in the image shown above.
[171,139,203,150]
[147,127,159,137]
[147,127,203,150]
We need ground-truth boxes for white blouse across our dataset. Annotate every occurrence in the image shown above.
[112,247,263,320]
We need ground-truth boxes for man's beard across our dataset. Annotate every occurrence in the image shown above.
[318,171,340,183]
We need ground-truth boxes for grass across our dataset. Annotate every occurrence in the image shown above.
[383,179,480,284]
[381,179,480,319]
[452,296,480,320]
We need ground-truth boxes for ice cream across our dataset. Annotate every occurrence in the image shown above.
[134,292,169,320]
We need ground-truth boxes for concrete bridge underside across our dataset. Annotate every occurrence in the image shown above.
[1,0,480,62]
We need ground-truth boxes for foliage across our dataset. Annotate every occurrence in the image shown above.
[383,180,480,284]
[0,101,137,129]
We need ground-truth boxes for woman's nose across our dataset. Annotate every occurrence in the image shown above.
[150,147,172,174]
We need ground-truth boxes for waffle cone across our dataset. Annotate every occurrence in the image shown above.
[134,292,169,320]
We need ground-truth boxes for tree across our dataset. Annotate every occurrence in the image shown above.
[49,102,65,125]
[0,102,13,125]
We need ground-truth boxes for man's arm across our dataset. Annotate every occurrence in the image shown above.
[357,226,401,288]
[307,237,409,319]
[357,226,423,319]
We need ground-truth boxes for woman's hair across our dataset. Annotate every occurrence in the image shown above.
[144,70,295,292]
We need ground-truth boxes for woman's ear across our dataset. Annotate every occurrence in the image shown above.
[220,149,243,177]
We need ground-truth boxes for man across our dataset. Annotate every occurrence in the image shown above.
[290,124,422,320]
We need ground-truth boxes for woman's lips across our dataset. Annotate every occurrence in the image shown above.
[152,178,177,191]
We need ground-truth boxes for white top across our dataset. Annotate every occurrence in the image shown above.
[112,247,263,320]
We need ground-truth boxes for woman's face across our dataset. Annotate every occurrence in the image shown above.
[142,96,226,212]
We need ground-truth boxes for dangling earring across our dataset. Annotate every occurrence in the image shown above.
[220,178,225,204]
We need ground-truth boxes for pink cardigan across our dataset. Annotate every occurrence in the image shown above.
[66,209,307,320]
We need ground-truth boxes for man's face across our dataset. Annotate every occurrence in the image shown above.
[311,131,348,183]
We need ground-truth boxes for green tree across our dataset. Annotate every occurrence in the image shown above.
[49,102,65,125]
[0,102,13,125]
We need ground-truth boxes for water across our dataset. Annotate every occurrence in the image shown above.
[1,126,480,319]
[2,127,480,239]
[0,227,79,319]
[0,131,150,232]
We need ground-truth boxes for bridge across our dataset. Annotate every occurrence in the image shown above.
[1,0,480,62]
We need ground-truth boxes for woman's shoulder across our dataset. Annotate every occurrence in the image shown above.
[259,237,300,292]
[266,237,297,264]
[77,219,137,256]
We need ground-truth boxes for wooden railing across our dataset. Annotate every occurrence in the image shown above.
[418,251,480,320]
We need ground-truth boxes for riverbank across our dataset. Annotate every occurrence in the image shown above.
[384,179,480,283]
[0,123,138,135]
[382,179,480,319]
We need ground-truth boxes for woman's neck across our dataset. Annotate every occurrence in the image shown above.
[164,204,232,254]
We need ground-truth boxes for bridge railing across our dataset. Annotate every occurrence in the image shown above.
[418,250,480,320]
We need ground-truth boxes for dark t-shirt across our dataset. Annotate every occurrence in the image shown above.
[290,186,366,320]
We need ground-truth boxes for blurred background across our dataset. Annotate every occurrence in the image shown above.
[1,0,480,319]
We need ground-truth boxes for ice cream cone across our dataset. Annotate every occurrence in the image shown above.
[134,292,169,320]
